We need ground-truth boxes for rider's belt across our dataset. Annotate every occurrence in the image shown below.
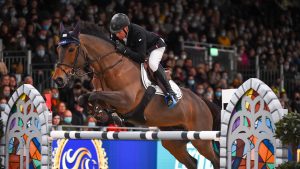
[147,38,167,53]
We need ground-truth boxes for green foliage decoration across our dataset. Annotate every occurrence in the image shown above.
[276,161,300,169]
[275,112,300,161]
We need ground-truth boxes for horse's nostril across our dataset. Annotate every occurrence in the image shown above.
[54,77,64,87]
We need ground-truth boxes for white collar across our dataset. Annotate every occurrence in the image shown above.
[123,38,127,44]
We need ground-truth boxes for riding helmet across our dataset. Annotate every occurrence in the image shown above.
[110,13,130,33]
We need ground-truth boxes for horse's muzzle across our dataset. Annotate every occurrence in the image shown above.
[54,77,65,88]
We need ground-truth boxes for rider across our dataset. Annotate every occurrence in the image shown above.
[109,13,178,108]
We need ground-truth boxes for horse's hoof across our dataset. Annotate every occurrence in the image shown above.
[95,110,110,123]
[78,93,91,106]
[88,92,98,102]
[111,113,124,127]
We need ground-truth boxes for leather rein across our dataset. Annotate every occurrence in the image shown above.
[56,43,123,84]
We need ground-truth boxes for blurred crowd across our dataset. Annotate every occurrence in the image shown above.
[0,0,299,128]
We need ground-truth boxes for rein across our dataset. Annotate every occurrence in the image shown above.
[89,50,123,78]
[56,41,124,89]
[88,49,123,91]
[56,30,125,89]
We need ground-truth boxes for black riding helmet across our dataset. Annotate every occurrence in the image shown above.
[110,13,130,34]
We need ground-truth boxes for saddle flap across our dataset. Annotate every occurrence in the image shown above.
[143,62,171,81]
[140,64,182,99]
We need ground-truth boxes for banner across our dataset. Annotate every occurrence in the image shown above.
[156,142,213,169]
[52,139,108,169]
[102,140,157,169]
[52,139,213,169]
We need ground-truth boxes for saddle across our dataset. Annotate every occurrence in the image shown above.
[143,61,171,94]
[141,62,182,99]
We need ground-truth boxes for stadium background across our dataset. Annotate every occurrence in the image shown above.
[0,0,299,167]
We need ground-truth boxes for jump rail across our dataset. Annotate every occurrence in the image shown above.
[50,131,220,141]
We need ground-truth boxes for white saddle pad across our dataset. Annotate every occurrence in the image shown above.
[141,64,183,99]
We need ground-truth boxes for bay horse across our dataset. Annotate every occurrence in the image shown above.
[52,22,220,169]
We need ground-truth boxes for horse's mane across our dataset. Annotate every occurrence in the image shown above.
[79,21,115,45]
[79,21,139,68]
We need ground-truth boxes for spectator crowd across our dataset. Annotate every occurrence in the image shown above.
[0,0,299,128]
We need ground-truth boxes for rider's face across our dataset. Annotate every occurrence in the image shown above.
[115,26,128,40]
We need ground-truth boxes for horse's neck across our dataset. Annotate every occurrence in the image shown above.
[105,54,142,90]
[81,34,142,91]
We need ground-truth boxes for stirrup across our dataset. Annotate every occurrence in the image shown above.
[164,93,178,109]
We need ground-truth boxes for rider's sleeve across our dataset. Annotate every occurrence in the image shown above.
[125,32,147,63]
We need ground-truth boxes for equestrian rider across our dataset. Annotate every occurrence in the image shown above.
[109,13,178,108]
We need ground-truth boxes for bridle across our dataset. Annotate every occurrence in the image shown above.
[56,37,123,87]
[56,44,93,88]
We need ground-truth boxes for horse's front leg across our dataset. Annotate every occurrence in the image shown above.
[77,92,123,126]
[88,90,133,114]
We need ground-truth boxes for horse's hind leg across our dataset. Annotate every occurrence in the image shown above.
[161,140,197,169]
[191,140,220,169]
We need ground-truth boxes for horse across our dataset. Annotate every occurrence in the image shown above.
[52,22,220,169]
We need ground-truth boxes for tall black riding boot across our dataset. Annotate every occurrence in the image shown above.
[153,65,178,108]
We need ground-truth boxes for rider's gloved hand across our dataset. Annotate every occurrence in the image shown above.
[115,41,127,54]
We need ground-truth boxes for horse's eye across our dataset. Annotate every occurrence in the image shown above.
[68,48,75,52]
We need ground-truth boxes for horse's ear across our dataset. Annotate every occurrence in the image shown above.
[72,21,80,38]
[59,22,65,34]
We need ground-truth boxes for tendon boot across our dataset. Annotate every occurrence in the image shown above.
[154,66,178,108]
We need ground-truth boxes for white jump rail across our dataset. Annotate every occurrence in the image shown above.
[50,131,220,141]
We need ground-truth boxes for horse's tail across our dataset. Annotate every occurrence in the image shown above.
[201,97,221,131]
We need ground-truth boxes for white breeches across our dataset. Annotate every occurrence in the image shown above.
[148,47,165,72]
